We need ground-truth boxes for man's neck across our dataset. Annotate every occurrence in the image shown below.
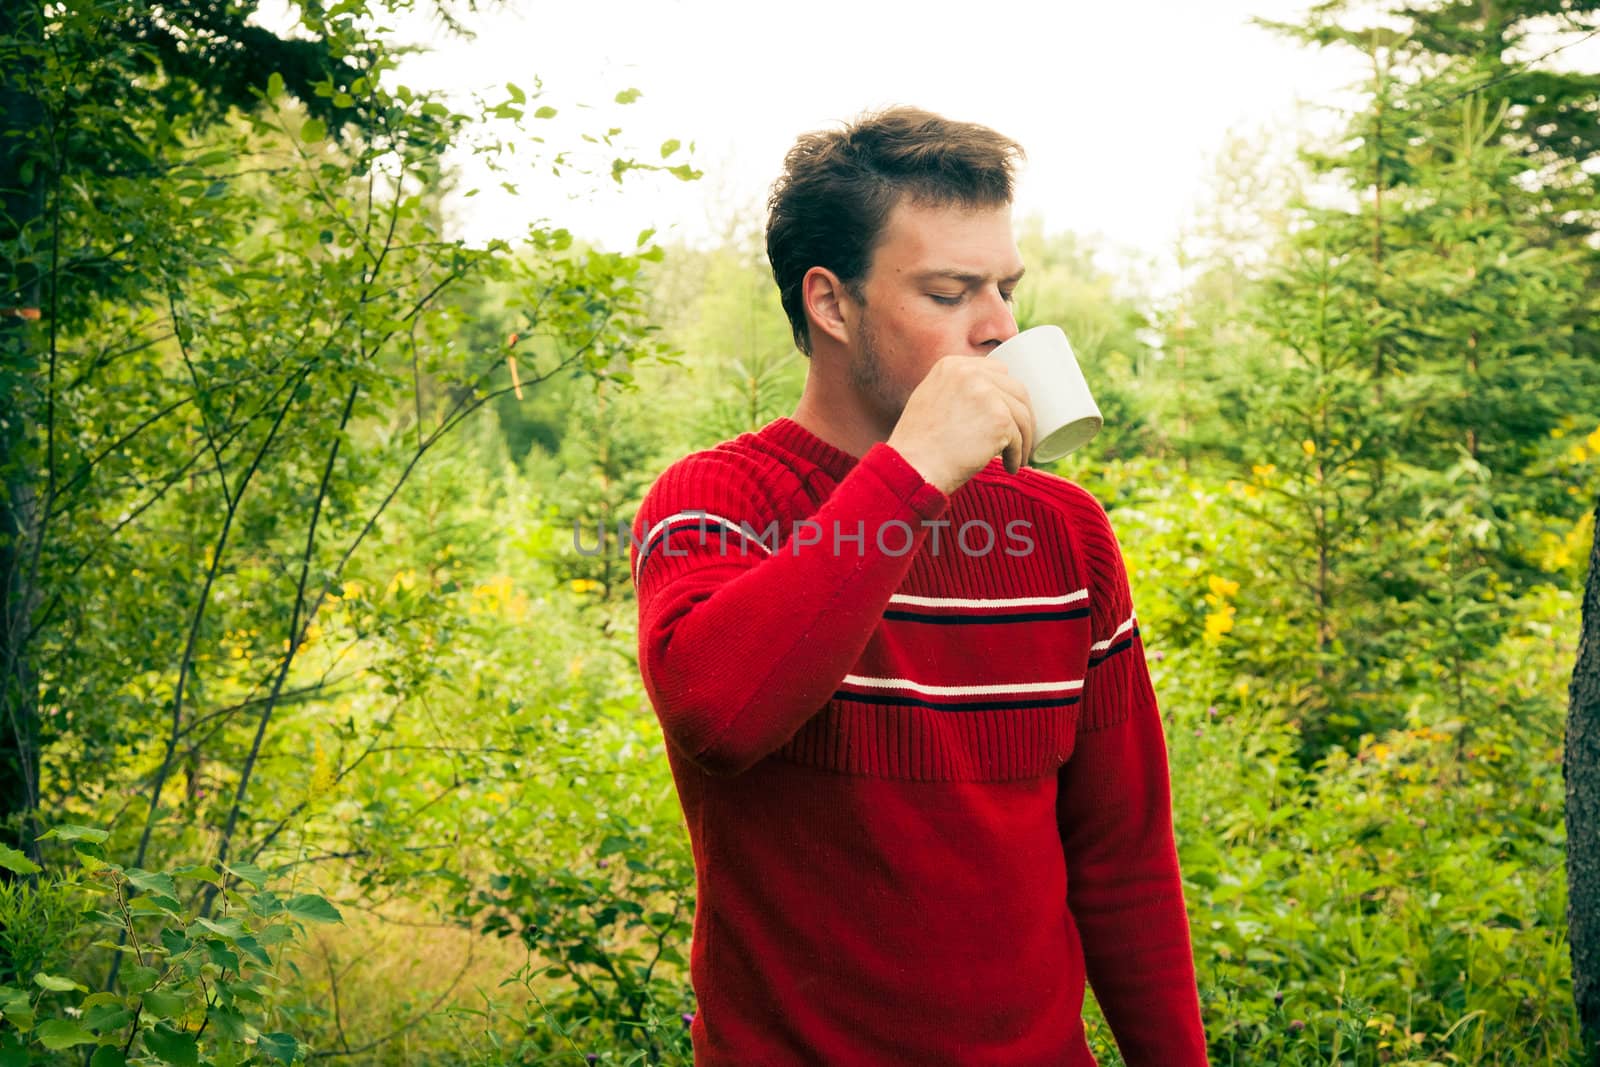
[790,371,893,462]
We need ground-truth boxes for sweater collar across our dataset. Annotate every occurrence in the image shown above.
[756,416,865,483]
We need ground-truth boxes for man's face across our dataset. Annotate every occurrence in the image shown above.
[843,197,1025,430]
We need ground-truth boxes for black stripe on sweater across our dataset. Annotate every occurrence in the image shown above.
[1087,630,1139,668]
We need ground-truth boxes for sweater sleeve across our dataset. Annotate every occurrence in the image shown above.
[630,442,949,777]
[1056,492,1209,1066]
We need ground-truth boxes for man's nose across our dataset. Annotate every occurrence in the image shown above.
[974,286,1019,350]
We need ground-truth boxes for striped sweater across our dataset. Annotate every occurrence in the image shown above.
[630,416,1208,1066]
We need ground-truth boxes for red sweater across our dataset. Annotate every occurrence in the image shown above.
[630,416,1208,1066]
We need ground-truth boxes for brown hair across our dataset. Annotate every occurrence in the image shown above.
[764,105,1026,356]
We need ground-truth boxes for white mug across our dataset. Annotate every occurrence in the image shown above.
[987,325,1103,463]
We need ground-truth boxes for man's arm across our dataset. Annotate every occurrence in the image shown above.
[632,442,948,776]
[1056,493,1209,1066]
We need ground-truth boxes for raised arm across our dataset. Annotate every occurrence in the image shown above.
[631,443,948,776]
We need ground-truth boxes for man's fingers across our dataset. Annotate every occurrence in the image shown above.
[1000,389,1032,473]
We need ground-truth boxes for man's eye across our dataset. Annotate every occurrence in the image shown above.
[1001,289,1016,303]
[929,294,962,306]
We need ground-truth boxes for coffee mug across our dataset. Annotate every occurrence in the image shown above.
[987,325,1103,463]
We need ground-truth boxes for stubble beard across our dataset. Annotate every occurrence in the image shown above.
[849,309,911,433]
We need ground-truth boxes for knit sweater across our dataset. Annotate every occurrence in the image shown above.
[629,416,1208,1066]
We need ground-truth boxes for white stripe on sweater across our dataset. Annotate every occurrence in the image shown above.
[840,674,1084,696]
[1089,613,1138,653]
[632,510,771,585]
[887,590,1088,609]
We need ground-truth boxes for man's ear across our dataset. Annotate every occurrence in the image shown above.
[802,266,857,348]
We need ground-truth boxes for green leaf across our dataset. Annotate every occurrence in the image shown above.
[82,1001,133,1032]
[76,850,115,873]
[506,82,526,104]
[36,1020,97,1050]
[208,1007,254,1042]
[302,118,327,143]
[256,1032,299,1064]
[144,1022,199,1065]
[91,1047,127,1067]
[534,106,558,119]
[248,891,285,918]
[39,824,109,844]
[636,227,656,248]
[123,964,161,994]
[193,915,248,939]
[171,865,221,885]
[125,869,179,900]
[660,139,680,158]
[234,935,272,967]
[615,88,641,104]
[0,846,38,875]
[223,862,268,889]
[141,989,188,1019]
[127,894,182,917]
[266,72,285,99]
[285,894,342,924]
[34,972,87,993]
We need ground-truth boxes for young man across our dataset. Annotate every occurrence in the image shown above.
[629,106,1208,1066]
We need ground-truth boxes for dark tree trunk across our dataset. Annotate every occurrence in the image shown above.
[1570,492,1600,1065]
[0,0,44,861]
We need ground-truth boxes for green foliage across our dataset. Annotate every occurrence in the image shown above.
[0,829,339,1065]
[1090,458,1583,1065]
[453,813,694,1064]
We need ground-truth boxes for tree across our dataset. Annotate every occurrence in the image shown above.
[0,0,382,860]
[1184,1,1600,756]
[1571,492,1600,1063]
[0,0,689,895]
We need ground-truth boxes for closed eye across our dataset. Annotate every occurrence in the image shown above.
[930,287,1018,306]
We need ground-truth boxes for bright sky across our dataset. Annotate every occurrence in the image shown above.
[261,0,1384,286]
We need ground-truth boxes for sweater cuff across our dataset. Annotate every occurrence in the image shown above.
[861,442,950,520]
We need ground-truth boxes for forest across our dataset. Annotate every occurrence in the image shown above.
[2,0,1599,1064]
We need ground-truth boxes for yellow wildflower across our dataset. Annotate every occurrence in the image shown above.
[1207,575,1240,599]
[1301,439,1316,457]
[1204,604,1236,642]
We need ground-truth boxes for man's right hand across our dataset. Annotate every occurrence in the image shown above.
[887,355,1035,496]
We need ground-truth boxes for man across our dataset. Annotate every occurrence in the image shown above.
[629,106,1208,1066]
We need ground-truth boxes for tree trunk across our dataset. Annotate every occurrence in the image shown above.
[1570,492,1600,1065]
[0,0,45,861]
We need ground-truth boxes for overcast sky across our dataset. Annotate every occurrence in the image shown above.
[255,0,1406,288]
